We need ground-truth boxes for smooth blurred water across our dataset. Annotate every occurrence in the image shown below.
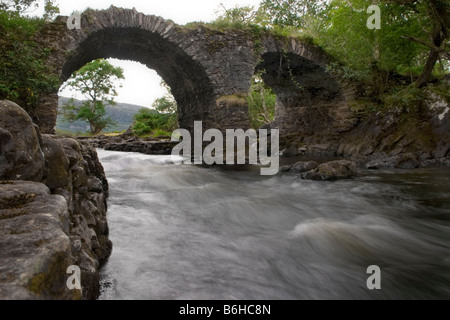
[97,149,450,300]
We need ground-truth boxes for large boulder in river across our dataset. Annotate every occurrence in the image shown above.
[0,100,45,181]
[302,160,358,181]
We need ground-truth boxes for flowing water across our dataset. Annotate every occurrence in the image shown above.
[97,149,450,300]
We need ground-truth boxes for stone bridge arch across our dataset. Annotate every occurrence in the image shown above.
[256,37,356,148]
[36,6,355,149]
[38,6,219,133]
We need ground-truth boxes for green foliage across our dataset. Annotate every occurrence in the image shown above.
[132,82,178,136]
[43,0,59,20]
[313,1,422,75]
[326,62,371,82]
[57,97,143,134]
[153,129,173,138]
[247,72,277,129]
[210,4,271,33]
[428,81,450,104]
[132,108,177,136]
[382,85,424,113]
[60,59,124,135]
[0,0,59,17]
[315,0,449,88]
[0,11,59,116]
[214,4,258,25]
[153,96,176,114]
[0,0,38,14]
[259,0,328,29]
[253,0,448,89]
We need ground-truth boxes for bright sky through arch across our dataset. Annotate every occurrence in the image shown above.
[50,0,262,107]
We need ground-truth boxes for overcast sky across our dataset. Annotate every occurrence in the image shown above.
[44,0,262,107]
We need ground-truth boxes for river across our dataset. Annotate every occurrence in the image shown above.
[97,149,450,300]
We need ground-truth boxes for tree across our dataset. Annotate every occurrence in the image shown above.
[257,0,448,88]
[258,0,329,29]
[132,81,178,136]
[0,0,59,17]
[154,80,178,114]
[215,4,258,24]
[383,0,449,87]
[60,59,125,135]
[247,72,277,128]
[304,0,448,91]
[0,9,60,120]
[43,0,59,20]
[0,0,38,14]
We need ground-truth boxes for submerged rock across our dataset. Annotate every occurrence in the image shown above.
[279,165,293,172]
[281,145,299,158]
[366,153,419,170]
[420,157,450,168]
[291,161,318,174]
[301,160,358,181]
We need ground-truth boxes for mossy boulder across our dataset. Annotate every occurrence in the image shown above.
[301,160,358,181]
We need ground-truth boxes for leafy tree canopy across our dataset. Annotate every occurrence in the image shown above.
[60,59,125,135]
[0,8,60,120]
[0,0,59,18]
[216,0,448,88]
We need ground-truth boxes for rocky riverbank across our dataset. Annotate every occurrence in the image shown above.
[79,134,177,155]
[0,100,111,300]
[75,125,449,183]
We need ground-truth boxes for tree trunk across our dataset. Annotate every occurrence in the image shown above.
[415,0,448,88]
[415,48,440,88]
[89,121,96,136]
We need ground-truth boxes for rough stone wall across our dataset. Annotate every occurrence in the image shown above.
[0,100,111,300]
[256,49,357,147]
[334,90,450,165]
[31,6,447,161]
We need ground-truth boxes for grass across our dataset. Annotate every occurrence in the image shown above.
[139,129,173,139]
[183,19,317,47]
[55,129,127,137]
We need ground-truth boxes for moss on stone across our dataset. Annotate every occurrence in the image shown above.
[0,194,36,210]
[27,250,76,299]
[216,95,248,110]
[207,40,227,54]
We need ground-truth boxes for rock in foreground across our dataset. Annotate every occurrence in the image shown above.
[0,100,111,300]
[0,181,75,300]
[0,101,45,181]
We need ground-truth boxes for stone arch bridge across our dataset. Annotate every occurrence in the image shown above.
[36,6,356,146]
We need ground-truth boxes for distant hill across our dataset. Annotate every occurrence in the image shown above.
[57,97,147,134]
